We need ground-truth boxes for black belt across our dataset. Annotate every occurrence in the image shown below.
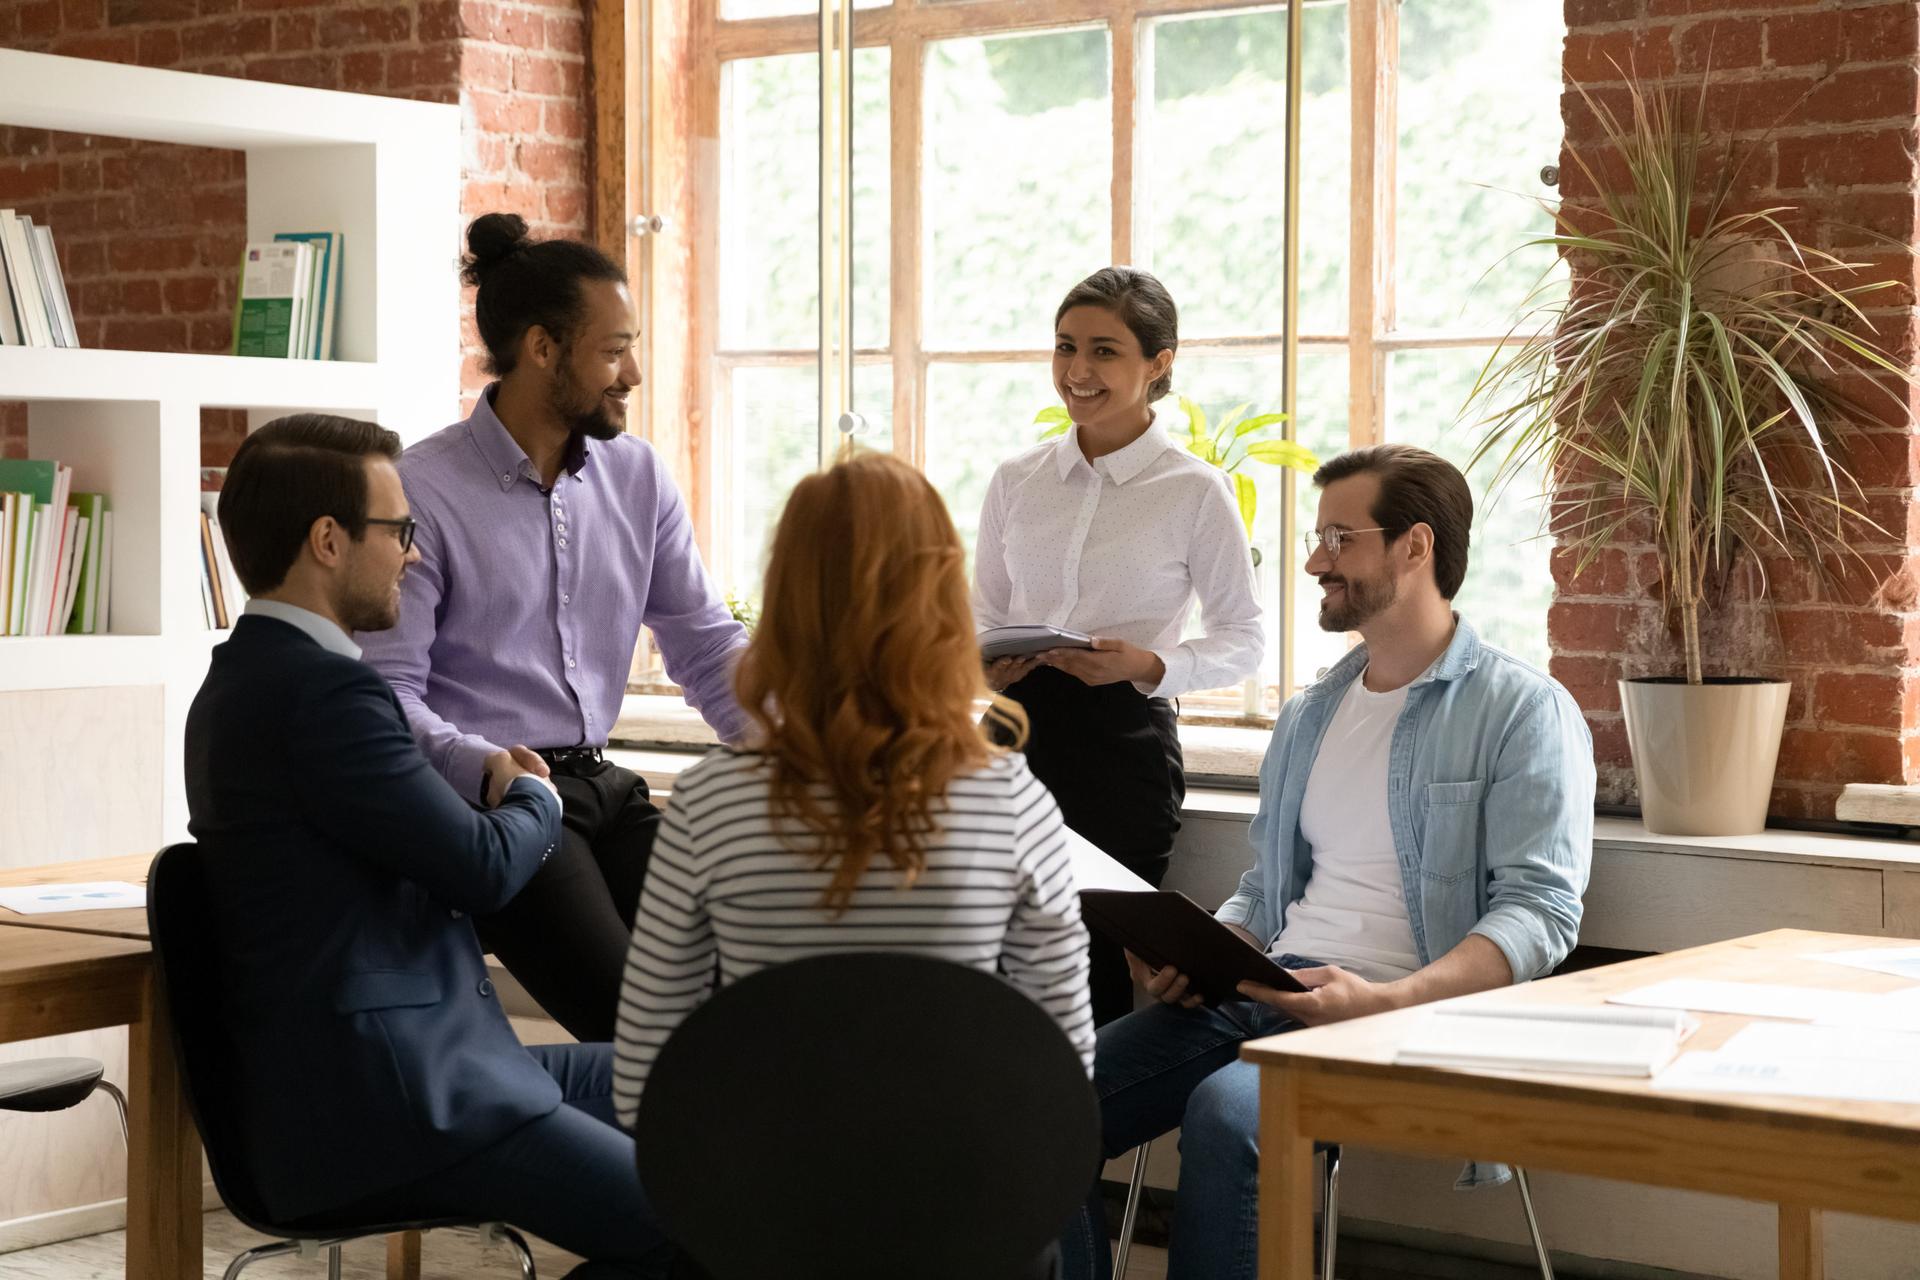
[535,746,604,769]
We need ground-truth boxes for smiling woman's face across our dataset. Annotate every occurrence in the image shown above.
[1052,304,1170,432]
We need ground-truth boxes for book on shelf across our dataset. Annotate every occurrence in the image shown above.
[275,231,342,361]
[233,233,343,360]
[198,493,246,629]
[0,458,110,637]
[0,210,76,349]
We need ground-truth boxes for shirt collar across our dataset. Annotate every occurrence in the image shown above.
[1051,408,1174,485]
[466,383,592,492]
[243,599,362,660]
[1304,614,1480,702]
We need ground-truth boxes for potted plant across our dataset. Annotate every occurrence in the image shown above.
[1470,79,1912,835]
[1037,396,1317,713]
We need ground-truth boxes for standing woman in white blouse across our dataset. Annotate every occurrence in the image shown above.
[974,266,1264,1025]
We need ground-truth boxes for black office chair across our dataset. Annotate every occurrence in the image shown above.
[0,1057,127,1141]
[145,842,537,1278]
[635,952,1100,1280]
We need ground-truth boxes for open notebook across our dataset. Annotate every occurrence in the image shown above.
[1394,1003,1697,1077]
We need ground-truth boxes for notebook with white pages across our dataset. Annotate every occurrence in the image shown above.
[1394,1002,1698,1077]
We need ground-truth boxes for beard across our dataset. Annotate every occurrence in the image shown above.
[338,574,401,634]
[551,359,625,441]
[1317,570,1397,632]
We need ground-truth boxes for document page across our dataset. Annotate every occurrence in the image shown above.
[0,881,145,915]
[1654,1022,1920,1104]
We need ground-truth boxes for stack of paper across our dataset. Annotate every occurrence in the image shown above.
[1396,1003,1696,1076]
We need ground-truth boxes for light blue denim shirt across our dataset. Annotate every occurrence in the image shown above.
[1219,617,1594,1189]
[1219,616,1594,983]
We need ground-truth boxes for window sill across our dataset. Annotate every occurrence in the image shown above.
[610,693,1270,804]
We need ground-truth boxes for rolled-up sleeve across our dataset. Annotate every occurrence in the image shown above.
[1468,685,1595,981]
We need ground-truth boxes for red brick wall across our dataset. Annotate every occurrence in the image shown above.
[1555,0,1920,818]
[0,0,591,461]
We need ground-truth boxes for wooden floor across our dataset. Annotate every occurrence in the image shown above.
[0,1211,1172,1278]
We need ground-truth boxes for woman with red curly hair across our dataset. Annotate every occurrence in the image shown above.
[611,452,1095,1127]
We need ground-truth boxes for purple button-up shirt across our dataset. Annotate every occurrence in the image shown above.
[359,387,750,803]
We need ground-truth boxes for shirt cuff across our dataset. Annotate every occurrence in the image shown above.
[1140,647,1190,698]
[450,737,507,807]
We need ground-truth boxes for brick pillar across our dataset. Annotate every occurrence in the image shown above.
[0,0,593,459]
[1553,0,1920,819]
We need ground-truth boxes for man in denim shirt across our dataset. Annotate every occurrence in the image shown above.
[1061,444,1594,1280]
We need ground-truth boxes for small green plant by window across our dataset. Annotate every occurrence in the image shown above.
[724,592,759,634]
[1035,396,1318,551]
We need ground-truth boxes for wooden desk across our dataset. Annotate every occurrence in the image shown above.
[0,852,154,940]
[1244,929,1920,1280]
[0,922,199,1279]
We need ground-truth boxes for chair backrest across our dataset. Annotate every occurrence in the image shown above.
[635,952,1099,1280]
[145,841,279,1232]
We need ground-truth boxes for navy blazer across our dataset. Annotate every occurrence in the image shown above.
[184,614,565,1222]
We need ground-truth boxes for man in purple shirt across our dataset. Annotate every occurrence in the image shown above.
[360,213,749,1043]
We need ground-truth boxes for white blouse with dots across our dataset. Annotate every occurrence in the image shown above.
[972,413,1265,699]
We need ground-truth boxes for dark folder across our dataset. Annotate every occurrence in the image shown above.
[1079,889,1307,1004]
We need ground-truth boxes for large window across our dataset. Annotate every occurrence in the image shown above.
[636,0,1565,714]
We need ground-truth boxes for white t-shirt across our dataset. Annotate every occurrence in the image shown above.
[1270,673,1422,982]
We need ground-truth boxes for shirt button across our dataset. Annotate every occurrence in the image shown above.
[568,658,577,669]
[559,539,569,549]
[478,979,495,997]
[561,594,571,605]
[501,473,512,483]
[449,908,463,919]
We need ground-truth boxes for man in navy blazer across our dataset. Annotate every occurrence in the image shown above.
[185,413,671,1277]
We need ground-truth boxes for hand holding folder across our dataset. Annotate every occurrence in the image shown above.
[1063,830,1305,1005]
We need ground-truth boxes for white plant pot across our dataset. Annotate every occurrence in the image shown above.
[1618,678,1791,836]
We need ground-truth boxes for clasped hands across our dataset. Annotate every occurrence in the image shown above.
[1125,924,1404,1027]
[985,636,1166,692]
[481,744,562,808]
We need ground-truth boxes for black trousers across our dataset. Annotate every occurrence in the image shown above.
[998,667,1184,1027]
[476,758,661,1043]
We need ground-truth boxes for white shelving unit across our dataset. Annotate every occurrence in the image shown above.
[0,48,460,842]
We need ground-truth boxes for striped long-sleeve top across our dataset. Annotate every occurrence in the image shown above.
[613,747,1095,1127]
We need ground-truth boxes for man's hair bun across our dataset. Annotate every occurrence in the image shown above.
[461,213,532,287]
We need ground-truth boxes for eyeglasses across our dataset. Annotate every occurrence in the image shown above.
[364,517,417,553]
[1303,526,1389,560]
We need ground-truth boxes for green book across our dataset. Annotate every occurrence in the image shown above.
[64,492,106,634]
[231,242,305,358]
[0,459,56,635]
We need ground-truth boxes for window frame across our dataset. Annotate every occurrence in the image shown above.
[599,0,1558,710]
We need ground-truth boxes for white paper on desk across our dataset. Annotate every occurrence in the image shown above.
[0,881,145,915]
[1608,979,1878,1023]
[1395,1004,1696,1076]
[1654,1023,1920,1104]
[1806,946,1920,982]
[1065,829,1155,893]
[1815,986,1920,1032]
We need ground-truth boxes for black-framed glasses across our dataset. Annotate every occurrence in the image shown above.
[1302,525,1389,560]
[364,517,417,553]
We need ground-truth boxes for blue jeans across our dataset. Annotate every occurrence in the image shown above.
[329,1042,675,1279]
[1059,956,1317,1280]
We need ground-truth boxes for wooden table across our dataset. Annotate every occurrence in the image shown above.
[0,852,154,940]
[1244,929,1920,1280]
[0,921,199,1279]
